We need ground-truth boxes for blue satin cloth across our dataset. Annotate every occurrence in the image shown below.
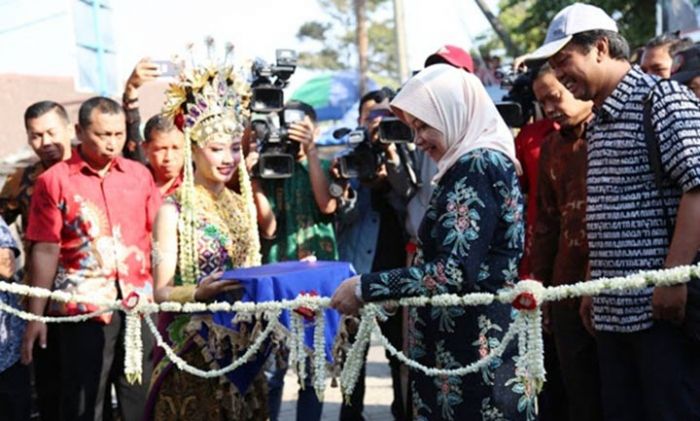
[214,261,355,392]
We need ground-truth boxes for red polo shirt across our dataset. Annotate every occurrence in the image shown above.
[26,149,161,322]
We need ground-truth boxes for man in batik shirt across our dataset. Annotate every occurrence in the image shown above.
[530,63,602,421]
[0,100,73,420]
[0,101,73,241]
[21,97,161,421]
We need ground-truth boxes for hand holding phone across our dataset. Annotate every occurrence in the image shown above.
[152,60,178,78]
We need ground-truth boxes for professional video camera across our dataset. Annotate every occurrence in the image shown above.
[332,107,413,180]
[377,116,413,144]
[249,49,300,179]
[495,69,536,128]
[333,127,385,180]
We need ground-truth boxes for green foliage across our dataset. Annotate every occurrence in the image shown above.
[486,0,656,57]
[297,21,332,41]
[296,0,399,81]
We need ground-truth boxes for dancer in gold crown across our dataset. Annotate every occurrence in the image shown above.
[145,40,274,421]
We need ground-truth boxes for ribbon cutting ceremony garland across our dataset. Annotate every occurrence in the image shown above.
[0,264,698,403]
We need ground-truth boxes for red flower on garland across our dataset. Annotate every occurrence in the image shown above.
[513,291,537,311]
[294,290,319,321]
[121,291,141,311]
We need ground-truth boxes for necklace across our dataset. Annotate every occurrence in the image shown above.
[190,184,260,268]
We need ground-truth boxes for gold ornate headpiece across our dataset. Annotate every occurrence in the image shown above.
[163,38,251,144]
[162,38,261,285]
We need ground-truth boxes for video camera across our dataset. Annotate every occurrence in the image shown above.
[333,127,385,180]
[333,108,413,180]
[249,49,299,179]
[377,116,413,144]
[495,69,536,128]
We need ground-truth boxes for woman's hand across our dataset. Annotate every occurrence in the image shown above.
[331,275,363,315]
[194,270,242,302]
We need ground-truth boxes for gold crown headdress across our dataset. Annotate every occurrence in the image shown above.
[163,38,261,284]
[163,37,251,144]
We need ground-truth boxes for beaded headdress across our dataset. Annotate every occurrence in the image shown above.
[163,38,261,284]
[163,38,251,144]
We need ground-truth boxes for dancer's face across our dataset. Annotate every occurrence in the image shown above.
[193,134,242,185]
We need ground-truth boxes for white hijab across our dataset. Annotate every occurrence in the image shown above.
[390,63,518,183]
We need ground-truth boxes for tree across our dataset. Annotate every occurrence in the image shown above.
[356,0,369,94]
[480,0,656,58]
[295,0,399,84]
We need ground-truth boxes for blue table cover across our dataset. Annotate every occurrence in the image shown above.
[212,261,355,392]
[220,260,355,358]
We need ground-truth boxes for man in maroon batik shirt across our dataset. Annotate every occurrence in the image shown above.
[21,97,161,421]
[530,63,602,421]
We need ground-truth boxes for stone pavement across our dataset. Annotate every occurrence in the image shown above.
[279,338,395,421]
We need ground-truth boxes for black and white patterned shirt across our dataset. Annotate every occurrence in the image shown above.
[587,65,700,333]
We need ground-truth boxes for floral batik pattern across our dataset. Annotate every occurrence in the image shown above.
[361,149,531,420]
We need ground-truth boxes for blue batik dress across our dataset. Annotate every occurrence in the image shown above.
[360,149,535,420]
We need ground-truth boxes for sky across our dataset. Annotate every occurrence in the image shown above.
[0,0,498,94]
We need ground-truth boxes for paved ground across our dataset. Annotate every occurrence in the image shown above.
[279,338,394,421]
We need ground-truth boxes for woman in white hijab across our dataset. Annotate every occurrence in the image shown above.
[332,64,531,420]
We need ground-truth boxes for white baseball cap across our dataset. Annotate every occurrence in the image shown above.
[527,3,618,61]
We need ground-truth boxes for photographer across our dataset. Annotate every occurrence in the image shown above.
[334,89,413,420]
[120,58,186,198]
[258,100,338,263]
[257,100,338,421]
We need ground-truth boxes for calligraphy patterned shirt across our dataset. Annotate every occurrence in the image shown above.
[26,149,161,323]
[586,66,700,333]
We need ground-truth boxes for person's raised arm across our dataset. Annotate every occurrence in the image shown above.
[122,58,160,162]
[289,120,337,214]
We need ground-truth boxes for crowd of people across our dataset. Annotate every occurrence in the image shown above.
[1,2,700,421]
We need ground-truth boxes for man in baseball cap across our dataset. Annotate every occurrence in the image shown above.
[528,3,617,62]
[530,3,700,421]
[672,45,700,98]
[424,44,474,73]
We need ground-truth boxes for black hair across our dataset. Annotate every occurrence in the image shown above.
[24,101,69,129]
[144,114,176,142]
[645,31,693,56]
[285,100,317,123]
[569,30,630,61]
[78,96,123,129]
[533,62,555,80]
[358,87,396,116]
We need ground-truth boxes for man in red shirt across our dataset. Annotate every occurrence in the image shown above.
[21,97,161,421]
[143,114,184,197]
